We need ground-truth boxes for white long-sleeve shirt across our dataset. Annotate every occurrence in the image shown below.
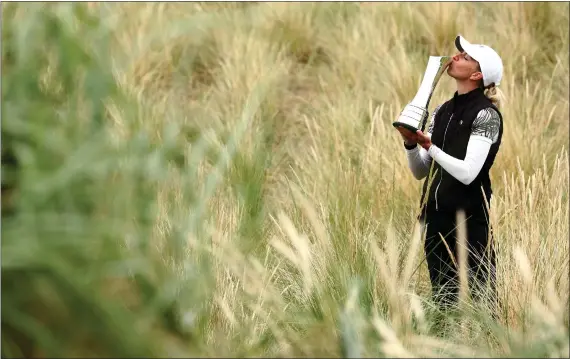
[405,106,501,185]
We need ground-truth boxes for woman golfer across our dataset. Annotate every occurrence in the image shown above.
[397,35,504,312]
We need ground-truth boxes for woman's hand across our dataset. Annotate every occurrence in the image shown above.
[415,130,432,151]
[396,126,418,146]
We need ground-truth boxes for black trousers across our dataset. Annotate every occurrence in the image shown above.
[420,209,498,312]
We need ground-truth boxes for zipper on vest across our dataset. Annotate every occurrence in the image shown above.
[435,113,453,211]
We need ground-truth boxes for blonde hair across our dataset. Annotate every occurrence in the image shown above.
[484,84,505,109]
[476,63,506,108]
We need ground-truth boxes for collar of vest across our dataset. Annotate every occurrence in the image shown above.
[451,87,485,107]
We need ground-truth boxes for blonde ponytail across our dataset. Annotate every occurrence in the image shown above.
[483,84,505,109]
[476,62,506,108]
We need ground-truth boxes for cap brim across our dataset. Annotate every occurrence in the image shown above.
[455,35,481,62]
[455,35,471,53]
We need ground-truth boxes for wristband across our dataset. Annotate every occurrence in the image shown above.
[404,142,416,150]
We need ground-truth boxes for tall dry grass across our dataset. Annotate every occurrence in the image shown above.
[2,2,568,358]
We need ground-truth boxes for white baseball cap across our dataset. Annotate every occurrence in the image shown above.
[455,35,503,87]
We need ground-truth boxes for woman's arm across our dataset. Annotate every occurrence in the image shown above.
[426,107,501,185]
[405,105,440,179]
[406,139,433,180]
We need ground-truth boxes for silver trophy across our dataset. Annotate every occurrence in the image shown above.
[393,56,451,132]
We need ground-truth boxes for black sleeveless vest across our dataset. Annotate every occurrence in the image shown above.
[419,88,503,221]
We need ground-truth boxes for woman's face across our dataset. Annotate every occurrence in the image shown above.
[447,52,483,83]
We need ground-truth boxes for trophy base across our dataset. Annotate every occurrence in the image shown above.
[393,104,429,133]
[392,121,420,133]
